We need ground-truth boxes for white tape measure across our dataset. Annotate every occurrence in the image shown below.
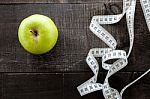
[77,0,150,99]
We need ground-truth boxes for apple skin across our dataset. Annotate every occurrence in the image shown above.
[18,14,58,55]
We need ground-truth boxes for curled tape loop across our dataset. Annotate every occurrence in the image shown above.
[77,0,150,99]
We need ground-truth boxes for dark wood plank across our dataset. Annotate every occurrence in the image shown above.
[0,2,150,72]
[64,72,150,99]
[0,1,149,99]
[2,73,63,99]
[0,73,3,99]
[0,72,149,99]
[0,0,122,4]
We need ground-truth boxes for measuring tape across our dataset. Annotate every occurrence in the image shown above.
[77,0,150,99]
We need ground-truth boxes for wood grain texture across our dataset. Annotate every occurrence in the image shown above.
[0,2,149,72]
[0,0,143,4]
[0,0,150,99]
[0,0,122,4]
[0,72,149,99]
[64,72,150,99]
[0,74,2,99]
[2,73,63,99]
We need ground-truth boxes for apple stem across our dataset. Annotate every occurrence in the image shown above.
[30,29,38,37]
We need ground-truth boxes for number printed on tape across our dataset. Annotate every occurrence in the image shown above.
[77,0,150,99]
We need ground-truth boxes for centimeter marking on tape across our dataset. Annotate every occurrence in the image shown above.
[77,0,150,99]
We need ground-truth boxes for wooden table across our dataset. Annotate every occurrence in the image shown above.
[0,0,150,99]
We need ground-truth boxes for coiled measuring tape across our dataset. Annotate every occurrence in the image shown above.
[77,0,150,99]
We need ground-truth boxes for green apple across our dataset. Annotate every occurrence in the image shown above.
[18,14,58,54]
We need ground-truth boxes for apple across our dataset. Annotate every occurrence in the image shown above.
[18,14,58,54]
